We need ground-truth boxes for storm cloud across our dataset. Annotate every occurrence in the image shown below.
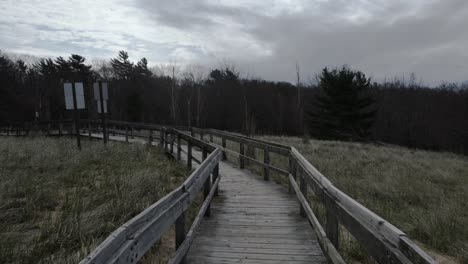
[1,0,467,84]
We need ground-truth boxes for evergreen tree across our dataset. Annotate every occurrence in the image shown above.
[310,66,376,140]
[110,51,133,79]
[134,57,152,77]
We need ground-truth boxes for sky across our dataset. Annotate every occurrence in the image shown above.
[1,0,467,84]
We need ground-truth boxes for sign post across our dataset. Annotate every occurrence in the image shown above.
[72,82,81,150]
[94,81,108,144]
[64,82,86,150]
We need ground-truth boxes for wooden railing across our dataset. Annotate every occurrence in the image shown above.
[190,128,436,264]
[0,121,437,264]
[78,125,220,264]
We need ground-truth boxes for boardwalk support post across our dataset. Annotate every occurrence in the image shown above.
[289,156,296,193]
[187,141,192,170]
[175,212,187,264]
[160,128,164,146]
[263,147,270,181]
[299,169,307,217]
[239,142,245,169]
[213,164,219,196]
[170,132,174,154]
[221,137,227,160]
[326,204,340,250]
[148,129,153,145]
[177,134,181,161]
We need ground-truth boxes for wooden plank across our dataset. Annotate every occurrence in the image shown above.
[187,256,324,264]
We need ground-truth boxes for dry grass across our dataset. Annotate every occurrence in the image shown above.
[255,136,468,263]
[0,137,187,264]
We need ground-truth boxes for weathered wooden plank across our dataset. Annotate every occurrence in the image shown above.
[187,256,324,264]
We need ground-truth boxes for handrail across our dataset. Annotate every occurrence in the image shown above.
[78,127,221,264]
[290,148,436,264]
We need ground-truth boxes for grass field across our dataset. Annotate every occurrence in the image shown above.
[253,136,468,264]
[0,137,187,264]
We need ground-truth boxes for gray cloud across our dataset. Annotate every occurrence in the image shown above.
[1,0,467,85]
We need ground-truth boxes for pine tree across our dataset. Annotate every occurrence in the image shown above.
[110,51,133,79]
[310,66,376,140]
[134,57,152,77]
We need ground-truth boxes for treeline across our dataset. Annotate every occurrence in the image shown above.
[1,51,467,154]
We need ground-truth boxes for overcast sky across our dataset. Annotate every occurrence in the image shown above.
[1,0,467,84]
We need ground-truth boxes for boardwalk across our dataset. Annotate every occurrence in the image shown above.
[85,132,326,263]
[186,160,326,264]
[3,122,437,264]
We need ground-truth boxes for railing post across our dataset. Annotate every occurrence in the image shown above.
[190,127,194,137]
[200,131,204,141]
[164,130,168,152]
[289,155,297,193]
[326,203,340,250]
[71,123,75,138]
[209,133,213,143]
[221,137,227,161]
[299,169,307,217]
[263,147,270,181]
[187,141,192,170]
[148,129,153,145]
[58,123,63,137]
[160,128,164,146]
[125,125,129,142]
[170,133,174,154]
[175,212,187,264]
[203,167,211,218]
[213,164,219,196]
[202,146,208,161]
[88,122,92,139]
[113,125,116,136]
[177,134,181,161]
[202,146,211,216]
[239,142,245,169]
[47,123,51,135]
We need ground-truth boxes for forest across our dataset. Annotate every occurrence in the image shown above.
[1,50,467,154]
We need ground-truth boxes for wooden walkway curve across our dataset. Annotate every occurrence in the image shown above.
[86,132,327,263]
[186,158,326,263]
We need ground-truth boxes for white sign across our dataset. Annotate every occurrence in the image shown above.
[64,82,86,109]
[93,82,108,101]
[97,100,108,113]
